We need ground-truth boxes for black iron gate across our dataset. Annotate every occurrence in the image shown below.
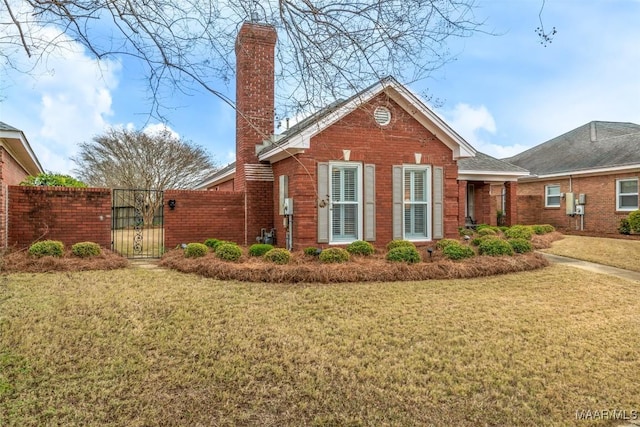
[111,189,164,258]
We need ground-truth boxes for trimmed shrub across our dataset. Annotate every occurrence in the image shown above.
[458,227,475,237]
[435,239,459,250]
[504,225,534,240]
[478,238,514,256]
[71,242,102,258]
[215,243,242,262]
[498,226,509,233]
[541,224,556,233]
[204,238,221,250]
[629,210,640,233]
[28,240,64,258]
[508,238,533,254]
[442,243,475,260]
[184,243,208,258]
[618,218,631,235]
[386,246,421,264]
[477,228,497,237]
[346,240,375,256]
[471,235,499,247]
[319,248,350,264]
[264,248,291,265]
[304,247,322,256]
[249,243,274,257]
[386,240,416,251]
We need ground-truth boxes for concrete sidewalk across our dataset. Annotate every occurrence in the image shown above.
[539,252,640,282]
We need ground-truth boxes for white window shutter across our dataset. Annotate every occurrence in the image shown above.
[317,162,330,243]
[433,166,444,239]
[364,164,376,241]
[392,165,403,240]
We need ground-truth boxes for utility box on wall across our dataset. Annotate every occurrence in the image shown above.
[578,193,587,204]
[283,198,294,215]
[566,192,575,215]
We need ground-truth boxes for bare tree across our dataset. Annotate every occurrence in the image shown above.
[1,0,481,119]
[73,127,215,224]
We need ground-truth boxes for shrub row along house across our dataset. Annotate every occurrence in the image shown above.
[196,22,528,250]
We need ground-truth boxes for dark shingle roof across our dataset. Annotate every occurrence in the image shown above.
[458,152,528,173]
[504,121,640,175]
[0,121,20,132]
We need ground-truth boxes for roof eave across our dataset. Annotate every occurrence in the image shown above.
[0,129,44,176]
[518,163,640,181]
[458,170,531,182]
[194,167,236,189]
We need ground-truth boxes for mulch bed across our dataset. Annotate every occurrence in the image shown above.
[0,249,129,274]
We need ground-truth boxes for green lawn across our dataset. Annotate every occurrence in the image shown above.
[1,267,638,426]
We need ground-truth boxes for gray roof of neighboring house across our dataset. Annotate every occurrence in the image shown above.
[458,151,528,173]
[504,121,640,175]
[0,121,20,131]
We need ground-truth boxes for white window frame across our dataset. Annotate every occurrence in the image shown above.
[403,165,431,241]
[616,178,639,211]
[545,184,561,208]
[329,162,363,244]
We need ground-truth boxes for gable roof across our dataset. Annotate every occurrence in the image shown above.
[458,152,529,182]
[505,121,640,177]
[0,121,44,176]
[256,76,476,163]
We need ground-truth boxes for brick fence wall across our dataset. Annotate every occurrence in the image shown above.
[6,186,246,252]
[164,190,245,249]
[8,186,112,248]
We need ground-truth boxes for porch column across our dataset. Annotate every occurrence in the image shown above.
[504,181,518,226]
[457,180,467,228]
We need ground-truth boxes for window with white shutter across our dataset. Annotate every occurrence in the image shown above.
[329,163,362,243]
[403,167,431,240]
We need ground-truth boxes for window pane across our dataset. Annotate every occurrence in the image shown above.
[547,196,561,206]
[405,204,428,237]
[343,168,357,202]
[620,180,638,194]
[620,195,639,209]
[547,185,560,196]
[332,169,341,201]
[413,171,426,201]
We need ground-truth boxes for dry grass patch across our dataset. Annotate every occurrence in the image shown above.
[542,235,640,272]
[1,267,639,426]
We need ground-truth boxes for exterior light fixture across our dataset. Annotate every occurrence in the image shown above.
[343,149,351,161]
[427,247,434,259]
[168,199,176,210]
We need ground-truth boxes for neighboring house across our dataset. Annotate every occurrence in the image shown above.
[197,22,527,249]
[0,121,45,246]
[505,121,640,234]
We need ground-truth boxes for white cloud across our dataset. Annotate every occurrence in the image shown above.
[1,24,120,174]
[143,123,180,140]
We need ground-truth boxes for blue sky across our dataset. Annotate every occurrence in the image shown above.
[1,0,639,176]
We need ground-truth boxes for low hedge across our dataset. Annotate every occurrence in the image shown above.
[249,243,274,257]
[28,240,64,258]
[478,238,514,256]
[386,246,421,264]
[346,240,375,256]
[442,243,475,260]
[185,242,208,258]
[319,248,350,263]
[264,248,291,265]
[215,243,243,262]
[71,242,102,258]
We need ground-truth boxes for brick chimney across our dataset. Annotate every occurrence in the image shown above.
[235,22,277,245]
[235,22,277,191]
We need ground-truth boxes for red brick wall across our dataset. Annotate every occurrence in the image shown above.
[272,94,459,250]
[244,180,274,246]
[8,186,112,249]
[235,23,276,191]
[164,190,244,248]
[504,181,518,226]
[1,148,32,246]
[207,179,234,191]
[516,171,639,234]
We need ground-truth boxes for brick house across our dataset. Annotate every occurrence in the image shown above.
[197,22,527,250]
[505,121,640,234]
[0,121,44,246]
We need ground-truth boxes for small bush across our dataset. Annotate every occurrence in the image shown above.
[319,248,350,263]
[184,243,208,258]
[478,238,514,256]
[618,218,631,235]
[28,240,64,258]
[442,243,475,260]
[346,240,375,256]
[477,228,497,237]
[71,242,102,258]
[629,210,640,233]
[264,248,291,265]
[386,246,421,264]
[504,225,534,240]
[458,227,475,237]
[203,238,221,250]
[215,243,242,262]
[541,224,555,233]
[435,239,460,250]
[386,240,416,251]
[249,243,274,257]
[471,235,499,246]
[498,226,509,232]
[304,247,322,256]
[508,238,533,254]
